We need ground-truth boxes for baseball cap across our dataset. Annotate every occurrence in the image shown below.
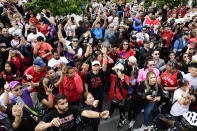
[9,81,20,89]
[128,56,137,64]
[92,61,101,66]
[33,57,46,67]
[112,63,124,71]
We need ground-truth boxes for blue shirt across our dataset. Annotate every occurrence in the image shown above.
[92,27,104,39]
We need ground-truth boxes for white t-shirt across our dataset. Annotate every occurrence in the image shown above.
[27,32,46,46]
[170,88,189,116]
[184,73,197,90]
[10,39,20,47]
[48,57,69,67]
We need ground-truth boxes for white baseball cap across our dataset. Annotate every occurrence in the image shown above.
[92,61,101,66]
[128,56,137,64]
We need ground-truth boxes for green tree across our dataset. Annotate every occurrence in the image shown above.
[145,0,188,9]
[26,0,88,16]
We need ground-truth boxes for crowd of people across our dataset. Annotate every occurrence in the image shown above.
[0,0,197,131]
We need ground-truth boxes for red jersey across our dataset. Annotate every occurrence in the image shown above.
[161,71,179,93]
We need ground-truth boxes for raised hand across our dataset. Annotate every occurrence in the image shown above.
[12,104,23,118]
[4,82,10,92]
[47,83,54,94]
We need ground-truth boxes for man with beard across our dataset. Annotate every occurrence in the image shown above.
[35,94,109,131]
[27,26,45,46]
[48,48,68,68]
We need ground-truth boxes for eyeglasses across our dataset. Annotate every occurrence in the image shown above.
[72,40,78,42]
[14,87,23,92]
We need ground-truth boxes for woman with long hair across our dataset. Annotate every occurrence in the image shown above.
[179,53,190,74]
[0,62,21,82]
[37,77,57,115]
[135,71,163,129]
[117,40,135,59]
[7,49,26,73]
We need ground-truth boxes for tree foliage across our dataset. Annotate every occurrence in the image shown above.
[145,0,188,9]
[26,0,88,16]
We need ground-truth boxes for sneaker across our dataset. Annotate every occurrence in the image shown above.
[129,120,135,128]
[141,124,148,130]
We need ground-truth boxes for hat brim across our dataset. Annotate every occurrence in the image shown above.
[10,82,20,89]
[92,64,100,66]
[34,62,46,67]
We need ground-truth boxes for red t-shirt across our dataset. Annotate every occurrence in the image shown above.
[161,31,174,48]
[117,48,135,59]
[9,56,23,70]
[29,17,39,26]
[0,70,21,83]
[23,66,46,92]
[36,24,49,36]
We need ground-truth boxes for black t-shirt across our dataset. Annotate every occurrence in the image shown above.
[85,70,105,99]
[42,106,83,131]
[37,92,55,115]
[0,35,12,48]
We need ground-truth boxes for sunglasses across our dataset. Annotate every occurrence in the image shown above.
[148,64,155,67]
[72,40,78,42]
[14,87,23,92]
[123,44,129,45]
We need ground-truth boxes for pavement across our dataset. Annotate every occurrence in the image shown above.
[98,95,145,131]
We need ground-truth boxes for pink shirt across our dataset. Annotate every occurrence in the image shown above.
[137,68,160,84]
